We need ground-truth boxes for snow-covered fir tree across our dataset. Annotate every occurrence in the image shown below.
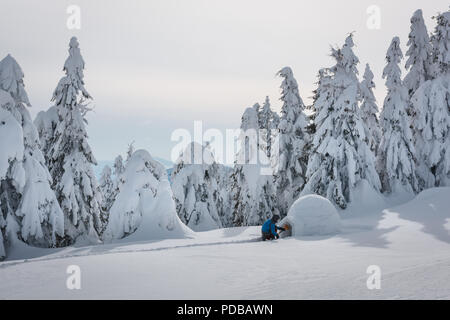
[404,9,433,101]
[126,141,135,162]
[0,91,24,260]
[34,106,58,158]
[377,37,418,194]
[215,164,232,227]
[171,142,222,231]
[412,11,450,188]
[42,37,102,245]
[274,66,310,216]
[0,55,63,258]
[302,35,381,209]
[360,63,381,155]
[98,165,114,227]
[429,11,450,77]
[104,149,190,241]
[309,68,333,124]
[230,106,277,226]
[257,96,279,158]
[113,155,125,178]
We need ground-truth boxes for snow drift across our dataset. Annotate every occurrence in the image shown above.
[281,195,341,236]
[104,149,193,242]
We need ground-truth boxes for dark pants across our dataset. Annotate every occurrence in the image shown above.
[262,231,277,241]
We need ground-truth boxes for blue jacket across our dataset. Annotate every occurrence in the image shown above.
[262,219,278,236]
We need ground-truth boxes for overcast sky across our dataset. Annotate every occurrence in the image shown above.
[0,0,448,162]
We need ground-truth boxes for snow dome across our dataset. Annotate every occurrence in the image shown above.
[281,195,341,236]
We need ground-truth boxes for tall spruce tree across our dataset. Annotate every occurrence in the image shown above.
[302,35,380,209]
[257,96,279,158]
[0,55,64,257]
[377,37,418,193]
[404,9,433,100]
[274,67,310,216]
[230,106,277,226]
[0,91,24,260]
[44,37,102,245]
[412,11,450,188]
[360,63,381,155]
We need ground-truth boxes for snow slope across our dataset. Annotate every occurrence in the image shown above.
[1,188,450,299]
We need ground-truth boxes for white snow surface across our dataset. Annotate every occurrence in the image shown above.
[1,187,450,299]
[281,195,341,236]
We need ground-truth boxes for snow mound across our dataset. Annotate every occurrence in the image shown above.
[345,179,387,215]
[282,195,341,236]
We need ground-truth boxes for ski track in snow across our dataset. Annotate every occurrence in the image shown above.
[0,236,264,270]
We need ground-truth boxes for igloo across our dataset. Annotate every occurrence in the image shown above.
[280,195,341,237]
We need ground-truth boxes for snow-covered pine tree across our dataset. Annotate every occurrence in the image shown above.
[43,37,102,245]
[360,63,381,155]
[230,106,277,226]
[98,165,114,228]
[309,68,333,128]
[274,67,310,216]
[126,141,135,162]
[412,11,450,188]
[257,96,279,158]
[0,91,24,260]
[377,37,418,194]
[104,149,190,241]
[302,35,381,209]
[113,155,125,178]
[404,9,433,101]
[34,106,58,158]
[171,142,222,231]
[215,164,232,227]
[0,55,64,253]
[111,153,125,193]
[429,11,450,77]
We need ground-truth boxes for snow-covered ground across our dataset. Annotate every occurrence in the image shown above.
[1,188,449,299]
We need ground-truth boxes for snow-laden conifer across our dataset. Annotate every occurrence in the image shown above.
[274,67,310,216]
[377,37,418,193]
[104,149,191,240]
[0,92,24,260]
[302,35,380,209]
[171,142,223,231]
[0,55,63,255]
[42,37,102,245]
[404,9,433,100]
[360,63,381,155]
[412,11,450,188]
[230,106,277,225]
[98,165,114,228]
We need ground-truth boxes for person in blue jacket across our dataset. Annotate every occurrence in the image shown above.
[261,215,285,240]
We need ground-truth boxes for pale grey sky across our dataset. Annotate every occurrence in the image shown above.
[0,0,448,161]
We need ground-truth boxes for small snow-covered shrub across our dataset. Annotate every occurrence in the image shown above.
[281,195,341,236]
